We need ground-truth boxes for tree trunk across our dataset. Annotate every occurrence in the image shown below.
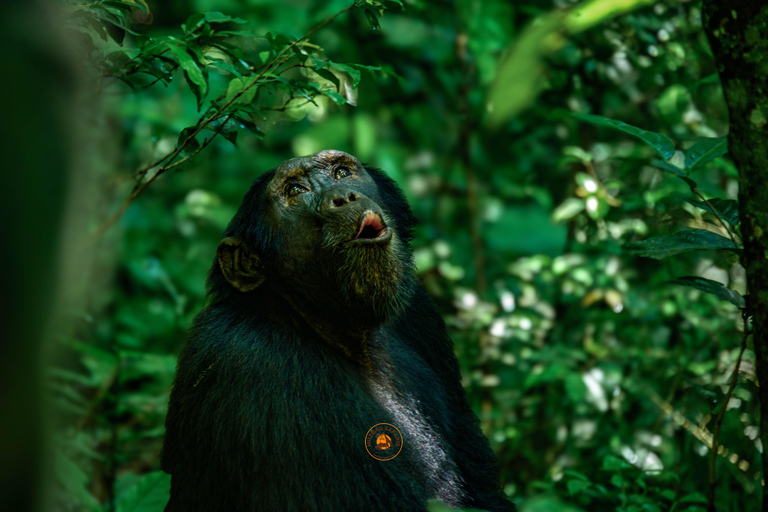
[702,2,768,510]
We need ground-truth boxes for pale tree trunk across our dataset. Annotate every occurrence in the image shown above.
[702,1,768,510]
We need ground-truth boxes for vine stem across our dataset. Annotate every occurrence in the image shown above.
[707,315,750,512]
[90,3,357,239]
[693,187,739,244]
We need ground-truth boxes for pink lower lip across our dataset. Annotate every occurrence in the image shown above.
[355,210,386,239]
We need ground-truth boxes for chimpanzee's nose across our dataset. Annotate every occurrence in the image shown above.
[327,188,358,209]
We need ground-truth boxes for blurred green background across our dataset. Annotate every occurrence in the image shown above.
[47,1,758,511]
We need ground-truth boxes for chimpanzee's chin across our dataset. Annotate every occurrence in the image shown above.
[338,246,405,322]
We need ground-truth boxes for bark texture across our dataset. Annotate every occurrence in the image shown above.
[702,1,768,509]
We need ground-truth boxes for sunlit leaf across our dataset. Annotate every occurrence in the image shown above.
[625,229,740,259]
[552,197,585,222]
[487,0,657,125]
[225,76,258,104]
[165,40,208,109]
[671,276,745,308]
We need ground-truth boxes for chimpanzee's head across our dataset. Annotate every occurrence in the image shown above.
[210,150,417,326]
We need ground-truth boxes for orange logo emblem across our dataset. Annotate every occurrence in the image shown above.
[365,423,403,461]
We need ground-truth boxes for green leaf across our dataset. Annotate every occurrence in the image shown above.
[686,198,740,226]
[552,197,584,222]
[209,116,239,145]
[564,373,588,402]
[685,137,727,171]
[671,276,745,308]
[566,480,591,496]
[265,32,293,52]
[572,113,675,160]
[650,159,685,177]
[650,160,697,189]
[55,453,102,512]
[201,12,248,24]
[356,4,382,30]
[165,40,208,109]
[177,126,200,153]
[234,116,265,140]
[207,59,243,77]
[679,492,708,504]
[183,12,247,33]
[116,471,171,512]
[625,229,740,259]
[563,470,590,481]
[524,364,568,390]
[225,76,258,104]
[602,455,631,471]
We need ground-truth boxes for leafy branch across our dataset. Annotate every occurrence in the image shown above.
[76,1,397,239]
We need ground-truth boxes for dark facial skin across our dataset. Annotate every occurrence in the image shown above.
[268,151,409,326]
[217,150,415,361]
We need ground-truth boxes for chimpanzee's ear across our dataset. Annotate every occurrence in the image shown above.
[217,237,264,292]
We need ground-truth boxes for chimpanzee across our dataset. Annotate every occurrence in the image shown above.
[161,150,515,512]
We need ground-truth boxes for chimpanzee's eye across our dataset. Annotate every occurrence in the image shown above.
[334,167,352,180]
[286,183,309,197]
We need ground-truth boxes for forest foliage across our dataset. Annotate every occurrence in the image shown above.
[49,1,759,511]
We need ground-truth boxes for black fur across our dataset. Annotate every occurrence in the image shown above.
[162,152,514,512]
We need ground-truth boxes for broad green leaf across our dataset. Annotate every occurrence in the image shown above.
[207,59,242,77]
[625,229,740,259]
[265,32,293,52]
[650,159,685,177]
[487,0,655,125]
[209,116,240,145]
[201,12,247,24]
[671,276,745,308]
[566,480,591,496]
[563,470,590,481]
[572,113,675,160]
[650,159,697,189]
[679,492,708,504]
[686,198,740,226]
[552,197,584,222]
[685,137,727,171]
[183,12,247,33]
[55,453,102,512]
[165,40,208,108]
[357,3,382,30]
[234,116,265,140]
[116,471,171,512]
[602,455,631,471]
[565,373,588,402]
[524,364,568,389]
[225,76,258,104]
[177,126,200,153]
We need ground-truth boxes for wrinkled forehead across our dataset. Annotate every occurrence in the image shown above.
[269,150,362,187]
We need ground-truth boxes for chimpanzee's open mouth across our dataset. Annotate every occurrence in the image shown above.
[349,210,391,245]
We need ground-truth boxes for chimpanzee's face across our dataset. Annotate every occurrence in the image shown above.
[267,150,392,253]
[258,150,412,322]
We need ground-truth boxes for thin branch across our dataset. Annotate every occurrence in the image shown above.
[91,3,357,238]
[89,113,234,240]
[708,315,750,512]
[693,188,739,244]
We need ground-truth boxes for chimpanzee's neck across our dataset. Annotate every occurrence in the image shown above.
[267,277,416,370]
